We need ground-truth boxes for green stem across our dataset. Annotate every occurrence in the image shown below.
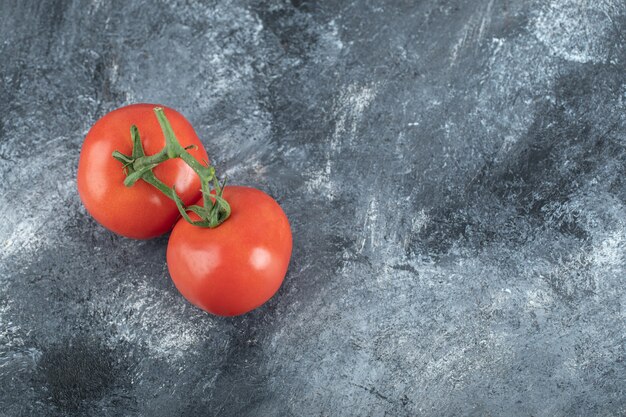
[110,107,231,228]
[153,108,212,178]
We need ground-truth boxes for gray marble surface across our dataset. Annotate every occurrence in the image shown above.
[1,1,625,416]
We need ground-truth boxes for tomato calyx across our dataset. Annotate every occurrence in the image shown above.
[111,107,231,228]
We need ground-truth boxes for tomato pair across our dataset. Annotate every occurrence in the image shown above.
[78,104,292,316]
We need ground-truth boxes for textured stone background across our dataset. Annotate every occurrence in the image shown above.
[1,0,625,416]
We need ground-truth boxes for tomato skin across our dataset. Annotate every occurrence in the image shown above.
[77,104,208,239]
[166,186,292,316]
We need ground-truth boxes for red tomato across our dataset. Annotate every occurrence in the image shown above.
[166,186,292,316]
[77,104,208,239]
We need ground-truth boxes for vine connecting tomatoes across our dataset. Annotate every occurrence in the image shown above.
[77,104,292,316]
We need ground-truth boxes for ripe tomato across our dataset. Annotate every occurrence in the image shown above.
[77,104,208,239]
[166,186,292,316]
